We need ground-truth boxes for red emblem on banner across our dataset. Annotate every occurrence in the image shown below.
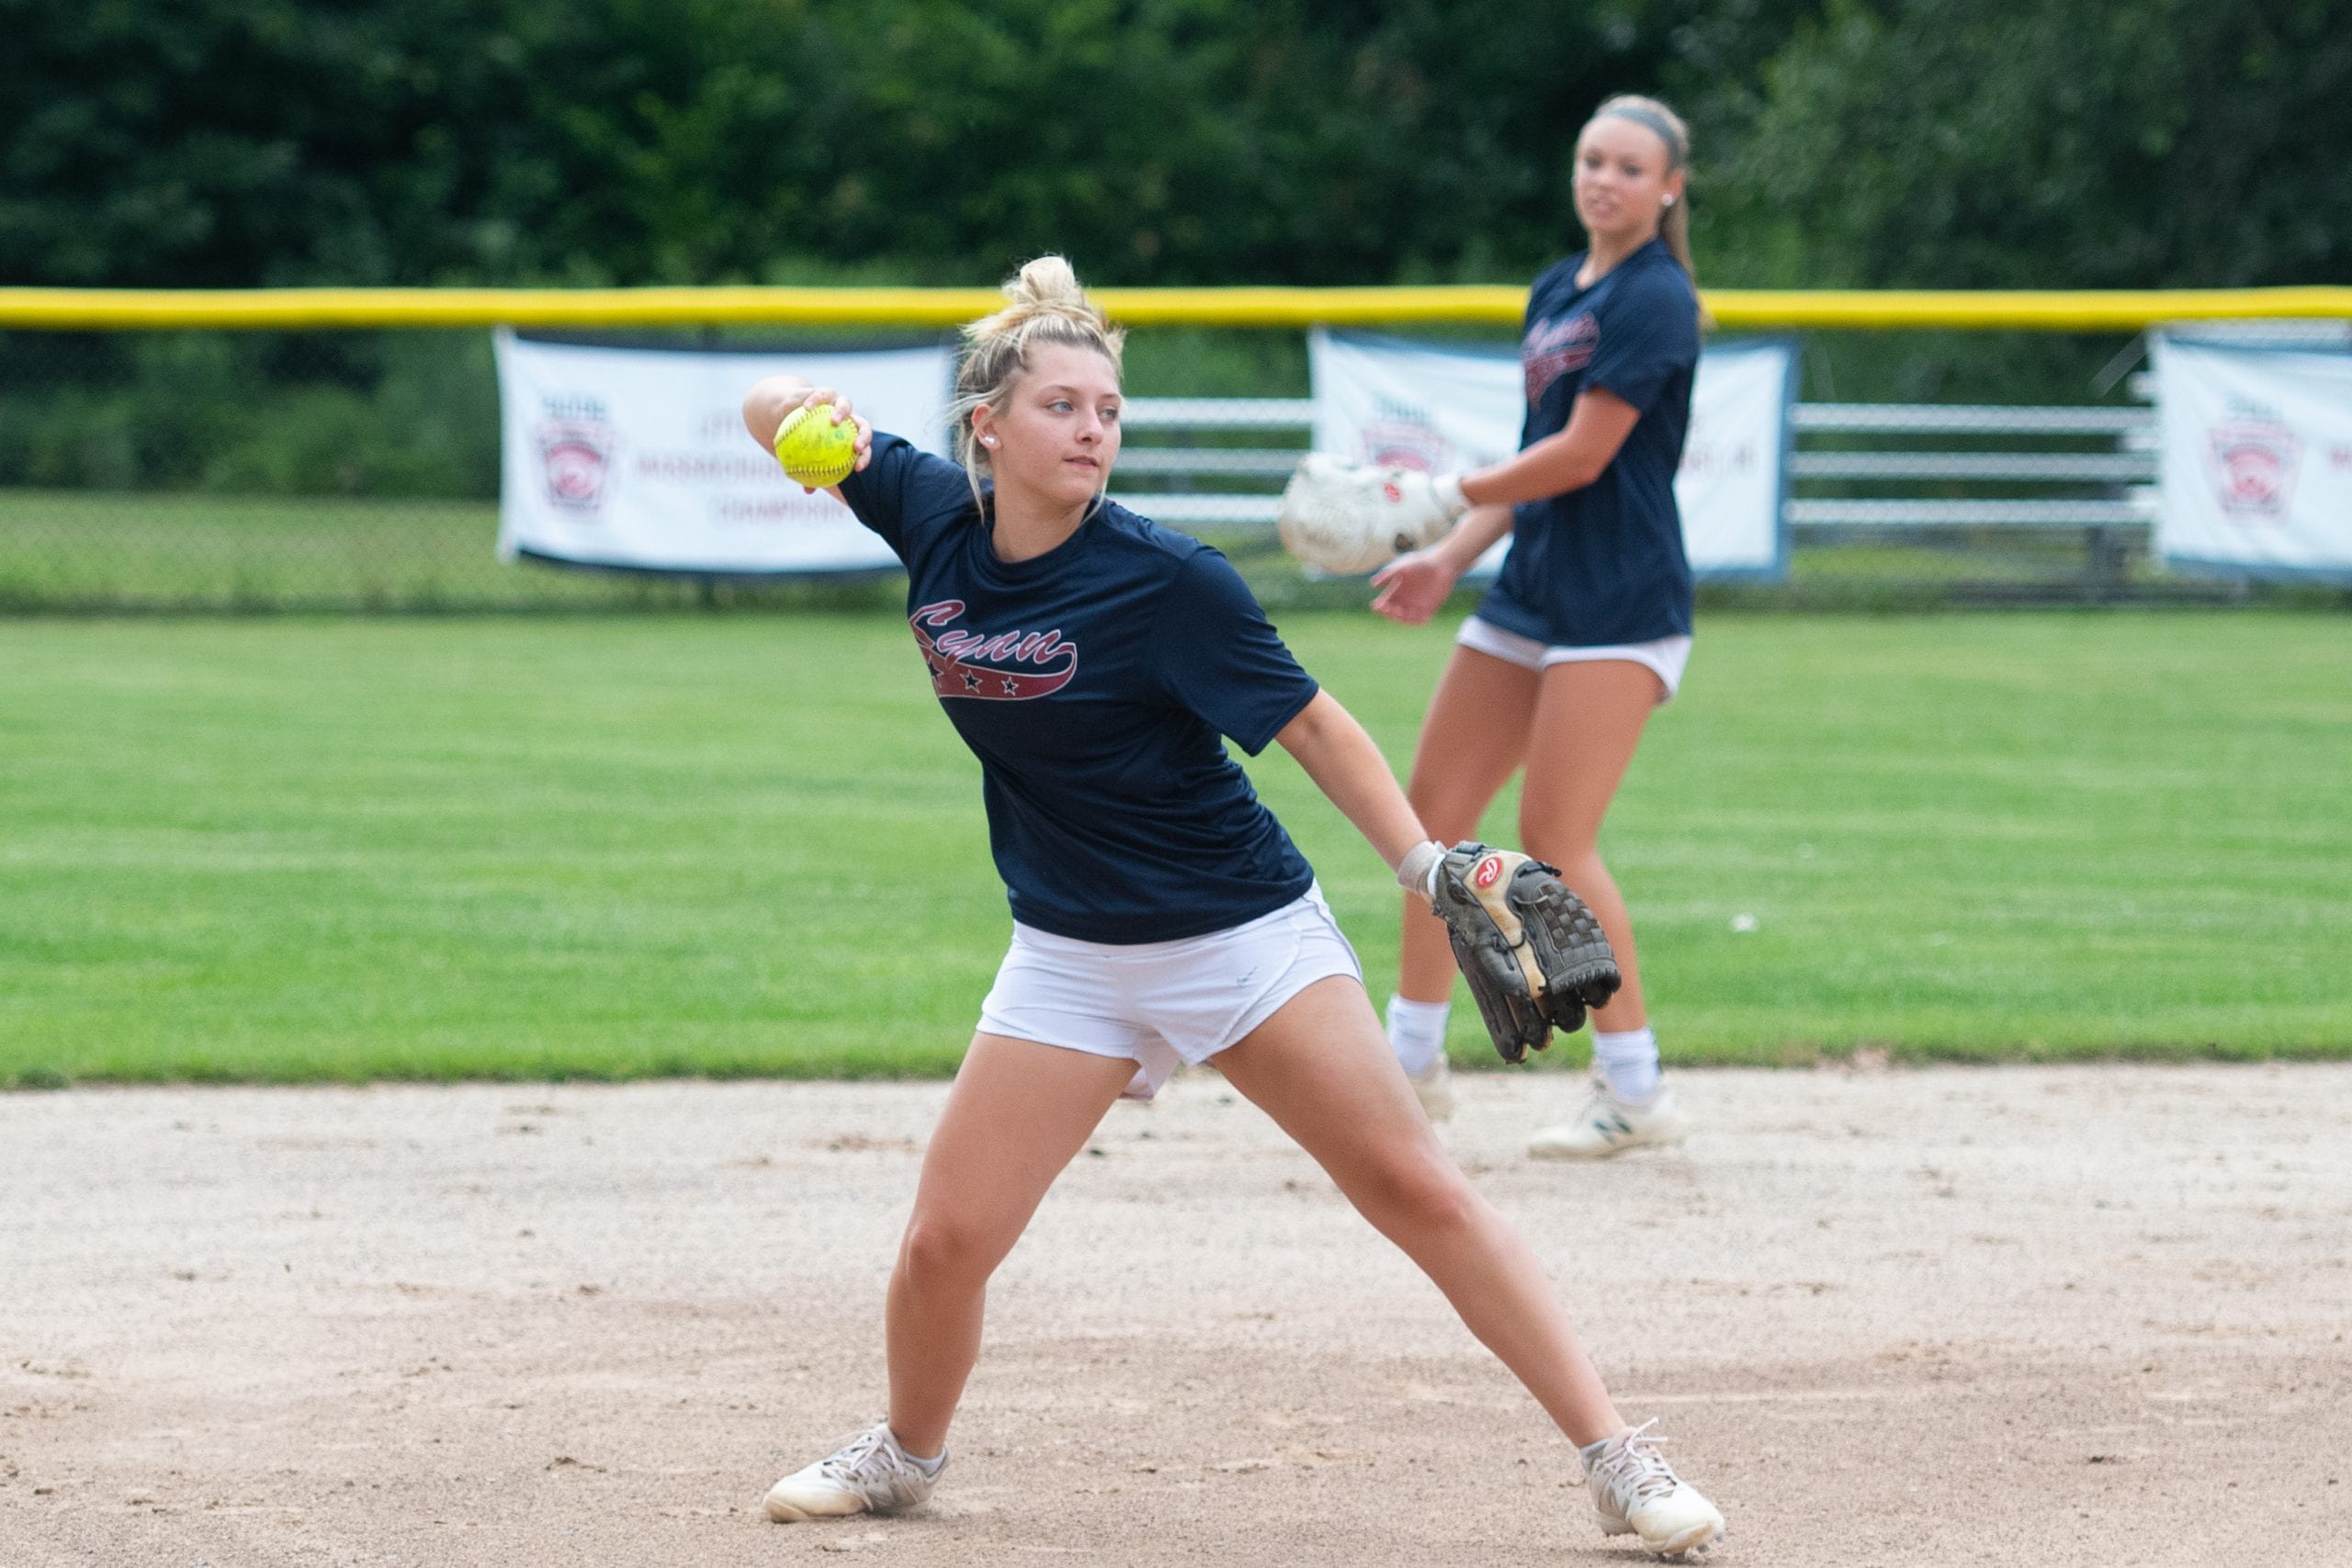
[537,419,616,513]
[1362,418,1447,475]
[2206,420,2301,520]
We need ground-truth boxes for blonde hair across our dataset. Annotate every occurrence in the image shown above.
[948,255,1126,509]
[1588,95,1708,325]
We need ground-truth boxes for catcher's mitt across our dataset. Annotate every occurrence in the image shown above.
[1276,455,1464,575]
[1430,841,1623,1064]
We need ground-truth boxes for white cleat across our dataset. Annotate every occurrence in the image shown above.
[1408,1054,1456,1122]
[1582,1419,1725,1558]
[1527,1075,1689,1160]
[763,1423,942,1522]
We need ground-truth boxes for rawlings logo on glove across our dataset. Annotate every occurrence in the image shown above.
[1430,842,1623,1064]
[1277,455,1469,575]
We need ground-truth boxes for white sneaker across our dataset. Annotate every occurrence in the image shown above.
[1527,1075,1689,1160]
[1582,1419,1724,1557]
[763,1423,942,1522]
[1408,1054,1455,1122]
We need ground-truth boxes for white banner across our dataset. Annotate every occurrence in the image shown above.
[2154,336,2352,580]
[494,332,953,575]
[1307,330,1792,577]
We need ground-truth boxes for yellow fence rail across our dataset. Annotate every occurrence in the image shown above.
[1,284,2347,333]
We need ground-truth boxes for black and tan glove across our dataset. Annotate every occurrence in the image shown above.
[1429,841,1622,1064]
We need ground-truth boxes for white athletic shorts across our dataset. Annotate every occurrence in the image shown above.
[978,885,1363,1100]
[1455,615,1693,703]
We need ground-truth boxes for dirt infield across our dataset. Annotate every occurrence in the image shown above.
[5,1064,2347,1566]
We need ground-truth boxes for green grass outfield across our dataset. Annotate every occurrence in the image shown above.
[3,612,2346,1085]
[1,487,2264,615]
[0,491,694,611]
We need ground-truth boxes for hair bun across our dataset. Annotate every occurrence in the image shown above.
[1006,254,1081,309]
[984,254,1112,339]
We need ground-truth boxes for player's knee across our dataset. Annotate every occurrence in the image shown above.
[1406,789,1482,844]
[898,1210,999,1290]
[1363,1151,1480,1237]
[1517,814,1599,870]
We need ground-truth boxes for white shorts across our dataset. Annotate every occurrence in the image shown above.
[978,885,1363,1100]
[1455,615,1692,702]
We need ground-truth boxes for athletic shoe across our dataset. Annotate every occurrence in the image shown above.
[763,1423,942,1522]
[1582,1419,1724,1558]
[1408,1054,1456,1122]
[1526,1074,1689,1160]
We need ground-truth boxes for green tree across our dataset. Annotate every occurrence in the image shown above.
[1713,0,2352,288]
[0,0,1711,288]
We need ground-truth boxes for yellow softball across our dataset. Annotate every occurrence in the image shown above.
[773,402,859,487]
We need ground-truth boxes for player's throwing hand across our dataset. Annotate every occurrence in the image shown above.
[741,383,876,494]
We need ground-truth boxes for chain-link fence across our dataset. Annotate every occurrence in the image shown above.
[0,316,2336,613]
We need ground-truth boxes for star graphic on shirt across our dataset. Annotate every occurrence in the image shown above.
[925,658,943,679]
[1001,676,1022,695]
[963,671,982,691]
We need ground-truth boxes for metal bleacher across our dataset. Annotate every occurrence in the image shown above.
[1108,390,2163,593]
[1112,396,2157,531]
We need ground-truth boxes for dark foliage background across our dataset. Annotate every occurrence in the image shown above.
[7,0,2344,292]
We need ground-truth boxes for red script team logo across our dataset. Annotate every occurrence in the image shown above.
[910,601,1079,701]
[1522,312,1599,404]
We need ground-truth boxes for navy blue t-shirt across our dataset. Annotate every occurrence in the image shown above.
[1478,239,1701,647]
[837,432,1321,943]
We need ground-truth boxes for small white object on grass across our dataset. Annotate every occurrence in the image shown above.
[1730,913,1759,933]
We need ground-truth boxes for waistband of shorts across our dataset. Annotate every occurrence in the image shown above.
[1457,615,1691,695]
[1010,882,1330,957]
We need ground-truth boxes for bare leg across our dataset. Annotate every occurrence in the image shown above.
[1397,646,1539,1003]
[1520,660,1662,1032]
[885,1035,1135,1456]
[1214,976,1625,1445]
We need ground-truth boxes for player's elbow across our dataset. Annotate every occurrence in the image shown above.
[1274,690,1342,755]
[1544,450,1607,495]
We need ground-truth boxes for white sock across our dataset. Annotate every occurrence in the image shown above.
[1591,1026,1661,1103]
[1385,994,1451,1077]
[888,1427,945,1476]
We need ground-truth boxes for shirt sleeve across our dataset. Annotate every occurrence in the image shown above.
[834,430,974,562]
[1151,548,1321,755]
[1585,268,1701,415]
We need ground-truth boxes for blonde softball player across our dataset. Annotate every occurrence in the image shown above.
[739,256,1724,1557]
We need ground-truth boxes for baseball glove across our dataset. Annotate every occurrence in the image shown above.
[1430,841,1623,1064]
[1276,455,1465,575]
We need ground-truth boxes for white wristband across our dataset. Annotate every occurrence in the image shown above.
[1395,840,1447,901]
